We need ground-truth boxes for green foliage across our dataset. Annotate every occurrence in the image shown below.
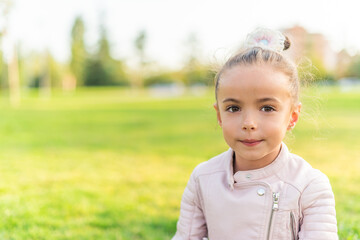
[83,58,111,86]
[143,72,178,86]
[183,64,214,86]
[0,50,8,88]
[25,51,63,89]
[181,33,214,86]
[305,54,328,81]
[97,24,111,62]
[28,74,42,88]
[84,59,127,86]
[83,58,128,87]
[70,16,130,87]
[300,36,336,82]
[134,30,147,67]
[47,52,63,88]
[83,23,128,86]
[0,87,358,239]
[70,16,87,86]
[346,54,360,78]
[131,30,148,88]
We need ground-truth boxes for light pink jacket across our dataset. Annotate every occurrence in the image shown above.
[172,143,338,240]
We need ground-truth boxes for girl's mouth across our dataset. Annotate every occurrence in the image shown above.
[240,139,263,147]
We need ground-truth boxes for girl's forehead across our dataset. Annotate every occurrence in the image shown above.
[218,65,292,99]
[223,64,286,80]
[221,65,289,86]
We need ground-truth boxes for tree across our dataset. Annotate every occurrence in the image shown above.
[0,44,5,89]
[70,16,87,86]
[0,0,21,106]
[38,50,63,98]
[83,22,128,86]
[0,1,10,89]
[134,30,146,68]
[47,51,63,88]
[130,30,148,88]
[98,24,111,62]
[346,54,360,78]
[182,33,212,86]
[8,45,20,105]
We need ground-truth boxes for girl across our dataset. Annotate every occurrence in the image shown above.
[172,28,338,240]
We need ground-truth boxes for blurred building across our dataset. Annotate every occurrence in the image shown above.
[335,49,352,78]
[282,26,337,72]
[282,26,307,63]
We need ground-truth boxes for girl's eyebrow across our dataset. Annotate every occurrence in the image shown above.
[257,97,281,103]
[222,97,280,103]
[222,98,241,103]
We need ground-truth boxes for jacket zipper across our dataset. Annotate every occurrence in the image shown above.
[266,192,279,240]
[290,211,296,240]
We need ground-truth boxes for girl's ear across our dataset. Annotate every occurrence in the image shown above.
[213,103,222,127]
[288,102,302,130]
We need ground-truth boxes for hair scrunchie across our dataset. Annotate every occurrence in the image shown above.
[243,27,289,52]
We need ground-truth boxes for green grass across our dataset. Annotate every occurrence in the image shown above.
[0,86,358,239]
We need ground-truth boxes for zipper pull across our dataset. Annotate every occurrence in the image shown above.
[272,192,279,211]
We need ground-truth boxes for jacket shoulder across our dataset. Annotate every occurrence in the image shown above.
[192,149,230,179]
[278,152,329,192]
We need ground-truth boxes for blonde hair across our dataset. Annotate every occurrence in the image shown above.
[215,37,299,106]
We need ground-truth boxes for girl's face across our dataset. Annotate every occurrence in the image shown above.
[214,64,301,171]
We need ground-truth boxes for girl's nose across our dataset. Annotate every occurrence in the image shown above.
[242,113,257,130]
[242,122,256,130]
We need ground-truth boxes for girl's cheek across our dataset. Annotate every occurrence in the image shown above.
[224,116,239,125]
[267,119,289,132]
[222,119,237,130]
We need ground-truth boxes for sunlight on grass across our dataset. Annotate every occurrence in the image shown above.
[0,86,358,239]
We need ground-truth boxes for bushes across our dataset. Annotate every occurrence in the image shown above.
[143,65,214,87]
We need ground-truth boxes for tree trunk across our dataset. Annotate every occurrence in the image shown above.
[8,45,20,107]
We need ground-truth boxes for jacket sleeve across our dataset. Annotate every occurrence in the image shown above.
[172,167,207,240]
[298,172,338,240]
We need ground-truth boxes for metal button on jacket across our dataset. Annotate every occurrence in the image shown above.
[257,188,265,196]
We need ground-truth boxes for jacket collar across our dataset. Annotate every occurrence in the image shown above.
[226,142,289,190]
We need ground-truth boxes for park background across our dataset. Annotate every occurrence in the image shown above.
[0,0,359,239]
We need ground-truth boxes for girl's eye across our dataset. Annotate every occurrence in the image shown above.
[226,106,240,113]
[261,106,275,112]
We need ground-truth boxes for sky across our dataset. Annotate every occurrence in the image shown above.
[3,0,360,68]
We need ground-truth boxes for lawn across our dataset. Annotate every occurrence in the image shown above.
[0,86,358,239]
